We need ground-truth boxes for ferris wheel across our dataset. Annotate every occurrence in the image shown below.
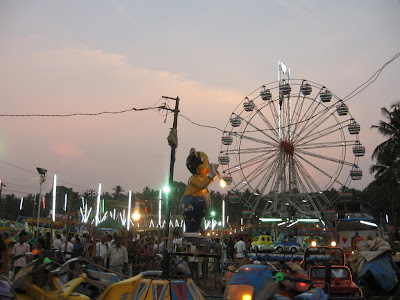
[219,64,364,218]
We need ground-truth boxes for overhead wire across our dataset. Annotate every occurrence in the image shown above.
[342,52,400,102]
[0,53,398,196]
[0,53,398,130]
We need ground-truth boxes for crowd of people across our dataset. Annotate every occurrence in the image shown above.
[0,229,253,281]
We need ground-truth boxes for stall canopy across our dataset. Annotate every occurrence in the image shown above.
[97,218,125,229]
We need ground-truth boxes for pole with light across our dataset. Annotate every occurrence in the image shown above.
[36,167,47,237]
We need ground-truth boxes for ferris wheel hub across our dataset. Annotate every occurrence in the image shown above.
[281,140,294,155]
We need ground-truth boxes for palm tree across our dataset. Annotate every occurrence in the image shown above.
[112,185,125,200]
[370,102,400,225]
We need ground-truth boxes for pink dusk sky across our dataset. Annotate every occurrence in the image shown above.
[0,1,399,199]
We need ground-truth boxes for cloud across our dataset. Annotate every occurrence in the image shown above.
[0,37,246,193]
[51,143,84,158]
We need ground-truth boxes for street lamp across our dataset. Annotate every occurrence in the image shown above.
[36,167,47,237]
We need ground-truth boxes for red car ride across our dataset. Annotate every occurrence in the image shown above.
[309,265,363,298]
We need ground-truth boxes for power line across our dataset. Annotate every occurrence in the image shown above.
[179,113,224,132]
[1,52,397,130]
[342,52,400,102]
[0,160,38,175]
[0,104,168,117]
[0,159,93,192]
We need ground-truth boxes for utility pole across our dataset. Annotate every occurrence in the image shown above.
[36,168,47,237]
[161,95,180,279]
[0,179,3,218]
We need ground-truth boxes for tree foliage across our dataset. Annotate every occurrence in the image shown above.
[370,101,400,225]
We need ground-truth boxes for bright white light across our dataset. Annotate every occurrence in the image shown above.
[101,211,108,222]
[254,192,259,196]
[278,222,286,226]
[298,218,320,222]
[331,241,337,247]
[220,178,227,188]
[286,203,290,206]
[259,218,282,222]
[119,210,126,226]
[302,200,307,203]
[52,174,57,222]
[127,190,132,230]
[64,194,68,211]
[158,198,162,227]
[222,200,225,228]
[268,200,273,203]
[218,221,222,226]
[80,204,92,224]
[287,220,299,227]
[311,241,317,247]
[132,210,141,221]
[386,214,389,223]
[320,219,326,226]
[360,220,378,227]
[211,219,217,230]
[95,183,102,226]
[19,197,24,210]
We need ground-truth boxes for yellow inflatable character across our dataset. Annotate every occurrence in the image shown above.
[181,148,219,241]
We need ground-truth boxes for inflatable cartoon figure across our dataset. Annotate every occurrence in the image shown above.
[181,148,219,243]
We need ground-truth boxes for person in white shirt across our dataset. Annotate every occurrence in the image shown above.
[52,234,63,250]
[234,236,248,268]
[100,236,128,279]
[59,239,74,260]
[11,233,30,276]
[96,234,109,266]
